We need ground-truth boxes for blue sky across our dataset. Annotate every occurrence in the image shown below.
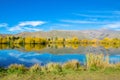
[0,0,120,34]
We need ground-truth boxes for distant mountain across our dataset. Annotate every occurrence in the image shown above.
[81,29,120,39]
[15,30,90,39]
[1,30,120,39]
[0,34,12,37]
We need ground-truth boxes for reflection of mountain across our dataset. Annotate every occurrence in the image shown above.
[38,46,120,54]
[38,47,85,54]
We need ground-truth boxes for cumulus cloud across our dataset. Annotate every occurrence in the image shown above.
[18,21,44,27]
[9,21,45,32]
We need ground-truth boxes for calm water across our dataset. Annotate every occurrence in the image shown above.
[0,44,120,67]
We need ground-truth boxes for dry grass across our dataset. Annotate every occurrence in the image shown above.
[86,53,109,70]
[29,64,41,73]
[7,64,27,73]
[62,60,80,70]
[1,71,120,80]
[46,63,62,72]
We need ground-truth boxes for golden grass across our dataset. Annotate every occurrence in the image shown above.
[62,60,80,70]
[8,64,27,73]
[46,63,62,72]
[29,64,41,73]
[86,53,109,70]
[1,71,120,80]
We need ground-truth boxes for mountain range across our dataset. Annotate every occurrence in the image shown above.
[1,29,120,39]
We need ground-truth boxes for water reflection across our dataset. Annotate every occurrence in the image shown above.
[0,44,120,54]
[0,49,120,67]
[0,44,120,67]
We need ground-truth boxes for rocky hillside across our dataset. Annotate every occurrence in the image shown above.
[81,29,120,39]
[15,30,90,39]
[1,30,120,39]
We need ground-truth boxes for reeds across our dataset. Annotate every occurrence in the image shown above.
[86,53,109,70]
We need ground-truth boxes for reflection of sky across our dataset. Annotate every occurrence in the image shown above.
[0,50,120,67]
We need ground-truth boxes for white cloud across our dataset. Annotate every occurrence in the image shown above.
[9,25,22,31]
[102,22,120,30]
[18,21,45,27]
[9,21,45,32]
[60,20,111,24]
[114,11,120,15]
[24,27,42,31]
[74,10,120,19]
[0,23,8,28]
[53,23,72,27]
[74,13,120,18]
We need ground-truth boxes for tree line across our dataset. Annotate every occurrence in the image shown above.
[0,36,120,45]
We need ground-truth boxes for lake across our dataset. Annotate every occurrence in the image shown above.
[0,44,120,67]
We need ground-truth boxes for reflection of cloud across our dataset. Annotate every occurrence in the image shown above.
[8,52,43,64]
[24,53,41,57]
[19,58,42,64]
[110,55,120,63]
[0,57,6,60]
[110,58,120,63]
[9,53,23,58]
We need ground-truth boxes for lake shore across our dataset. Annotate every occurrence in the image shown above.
[1,54,120,80]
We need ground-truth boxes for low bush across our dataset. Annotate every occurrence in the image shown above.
[7,64,27,73]
[47,63,62,73]
[29,64,41,73]
[62,60,80,70]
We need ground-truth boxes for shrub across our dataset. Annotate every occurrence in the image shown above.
[41,66,47,73]
[7,64,27,73]
[62,60,80,70]
[46,63,62,73]
[29,64,41,73]
[114,63,120,70]
[0,67,6,72]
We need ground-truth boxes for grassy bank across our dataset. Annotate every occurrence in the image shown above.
[1,71,120,80]
[0,54,120,80]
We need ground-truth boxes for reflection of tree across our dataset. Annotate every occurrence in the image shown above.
[0,44,9,49]
[24,44,47,51]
